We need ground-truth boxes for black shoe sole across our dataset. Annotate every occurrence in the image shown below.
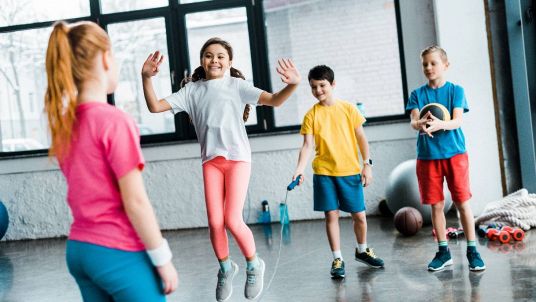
[355,258,384,268]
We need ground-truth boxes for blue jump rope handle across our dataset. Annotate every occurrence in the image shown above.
[287,175,302,191]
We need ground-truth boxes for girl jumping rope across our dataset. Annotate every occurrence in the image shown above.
[45,21,178,301]
[141,37,301,301]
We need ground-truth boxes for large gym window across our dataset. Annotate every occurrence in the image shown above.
[263,0,405,127]
[0,0,407,157]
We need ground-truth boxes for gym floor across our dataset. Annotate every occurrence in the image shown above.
[1,214,535,302]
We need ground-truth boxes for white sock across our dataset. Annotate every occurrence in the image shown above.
[332,250,343,260]
[357,243,368,253]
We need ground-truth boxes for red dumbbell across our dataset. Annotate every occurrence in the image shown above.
[486,228,511,243]
[501,226,525,241]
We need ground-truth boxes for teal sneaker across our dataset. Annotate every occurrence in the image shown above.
[330,258,345,279]
[467,249,486,271]
[216,261,238,302]
[428,249,453,271]
[355,248,384,268]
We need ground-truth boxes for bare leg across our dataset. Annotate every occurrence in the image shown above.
[455,200,476,241]
[351,211,367,244]
[431,201,447,243]
[325,210,340,252]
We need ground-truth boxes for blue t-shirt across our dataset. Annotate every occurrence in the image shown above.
[405,81,469,160]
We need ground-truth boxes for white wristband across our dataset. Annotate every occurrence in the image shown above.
[147,238,173,267]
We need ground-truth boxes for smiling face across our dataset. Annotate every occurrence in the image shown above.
[200,43,232,80]
[309,78,335,103]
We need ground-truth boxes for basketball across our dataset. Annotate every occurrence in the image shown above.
[394,207,423,236]
[419,103,451,121]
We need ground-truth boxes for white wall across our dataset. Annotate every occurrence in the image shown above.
[0,126,416,240]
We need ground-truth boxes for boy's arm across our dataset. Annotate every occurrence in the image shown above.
[293,134,314,185]
[355,126,373,187]
[141,51,172,113]
[258,59,301,107]
[410,108,430,131]
[424,108,464,135]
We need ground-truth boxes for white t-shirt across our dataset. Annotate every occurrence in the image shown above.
[165,76,264,163]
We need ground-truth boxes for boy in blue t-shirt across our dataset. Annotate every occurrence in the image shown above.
[406,46,485,272]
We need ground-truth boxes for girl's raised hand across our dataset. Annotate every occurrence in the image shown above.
[276,58,301,85]
[142,51,164,78]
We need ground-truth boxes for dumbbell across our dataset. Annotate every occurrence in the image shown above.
[486,228,511,244]
[447,228,464,239]
[477,223,504,238]
[501,226,525,241]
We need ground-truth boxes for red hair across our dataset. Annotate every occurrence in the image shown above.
[44,21,110,159]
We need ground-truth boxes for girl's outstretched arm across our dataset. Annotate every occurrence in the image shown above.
[258,58,301,107]
[141,51,172,113]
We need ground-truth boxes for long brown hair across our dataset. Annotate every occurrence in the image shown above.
[181,37,251,122]
[44,21,110,159]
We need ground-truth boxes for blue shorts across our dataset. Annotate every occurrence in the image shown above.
[313,174,366,213]
[66,240,165,302]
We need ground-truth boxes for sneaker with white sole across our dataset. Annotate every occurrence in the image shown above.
[244,258,265,300]
[330,258,345,279]
[216,261,238,302]
[467,249,486,271]
[428,249,453,271]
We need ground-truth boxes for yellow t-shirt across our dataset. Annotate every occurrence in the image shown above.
[300,99,366,176]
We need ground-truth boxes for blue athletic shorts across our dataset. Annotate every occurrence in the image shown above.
[313,174,366,213]
[66,240,166,302]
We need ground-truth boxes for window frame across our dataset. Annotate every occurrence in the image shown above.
[0,0,409,159]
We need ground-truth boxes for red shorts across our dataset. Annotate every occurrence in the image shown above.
[416,153,472,205]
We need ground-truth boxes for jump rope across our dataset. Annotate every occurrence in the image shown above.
[259,175,302,300]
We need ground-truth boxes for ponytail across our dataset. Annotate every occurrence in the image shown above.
[44,21,110,159]
[44,21,77,159]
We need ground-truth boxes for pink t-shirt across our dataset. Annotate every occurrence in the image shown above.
[59,102,146,251]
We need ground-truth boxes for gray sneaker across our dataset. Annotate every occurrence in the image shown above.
[216,261,238,302]
[244,258,265,300]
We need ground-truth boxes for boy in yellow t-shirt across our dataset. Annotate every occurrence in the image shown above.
[292,65,384,279]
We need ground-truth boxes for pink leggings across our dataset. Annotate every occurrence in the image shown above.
[202,157,256,260]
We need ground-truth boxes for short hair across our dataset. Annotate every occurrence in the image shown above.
[308,65,334,84]
[421,45,448,62]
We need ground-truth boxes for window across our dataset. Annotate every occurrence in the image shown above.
[0,0,407,156]
[263,0,405,127]
[0,27,51,152]
[0,0,89,27]
[108,18,175,136]
[100,0,168,14]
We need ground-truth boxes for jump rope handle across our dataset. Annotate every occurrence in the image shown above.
[287,175,302,191]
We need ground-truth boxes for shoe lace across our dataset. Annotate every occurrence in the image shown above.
[333,258,343,269]
[365,248,377,258]
[247,273,256,285]
[217,271,226,287]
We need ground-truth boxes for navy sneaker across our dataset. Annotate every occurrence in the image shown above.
[428,249,453,271]
[355,248,384,268]
[467,249,486,271]
[330,258,345,279]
